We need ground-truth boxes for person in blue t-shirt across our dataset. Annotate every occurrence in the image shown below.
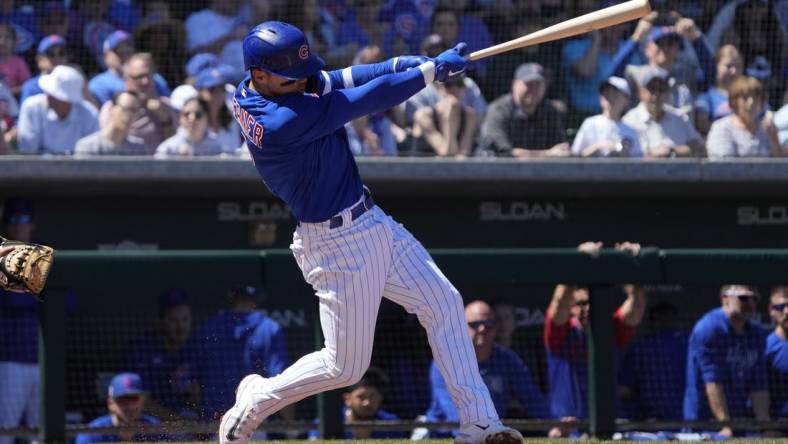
[75,373,163,444]
[422,300,551,438]
[185,285,289,421]
[683,284,771,438]
[309,366,405,439]
[20,35,69,103]
[88,30,170,105]
[619,302,689,421]
[0,198,40,444]
[767,286,788,421]
[693,45,743,135]
[124,289,197,421]
[543,241,647,437]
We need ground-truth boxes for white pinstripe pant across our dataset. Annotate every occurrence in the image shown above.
[249,204,498,425]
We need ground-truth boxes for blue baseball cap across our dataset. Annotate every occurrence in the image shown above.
[647,26,684,48]
[37,35,65,55]
[195,65,234,90]
[108,372,144,398]
[157,289,191,313]
[187,53,219,78]
[103,30,131,54]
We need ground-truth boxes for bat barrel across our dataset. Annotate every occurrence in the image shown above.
[467,0,651,61]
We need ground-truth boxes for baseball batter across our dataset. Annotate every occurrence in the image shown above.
[219,21,523,444]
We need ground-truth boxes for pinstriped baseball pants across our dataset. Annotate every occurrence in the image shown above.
[249,203,499,425]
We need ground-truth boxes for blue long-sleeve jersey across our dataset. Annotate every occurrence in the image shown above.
[233,58,429,222]
[425,344,551,433]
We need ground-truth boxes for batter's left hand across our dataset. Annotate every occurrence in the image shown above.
[395,56,430,72]
[434,43,469,83]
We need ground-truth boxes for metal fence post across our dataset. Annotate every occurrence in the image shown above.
[587,284,617,439]
[40,290,66,444]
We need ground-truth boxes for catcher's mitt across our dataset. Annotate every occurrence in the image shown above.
[0,237,54,295]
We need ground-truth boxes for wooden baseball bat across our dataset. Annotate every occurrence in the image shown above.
[467,0,651,61]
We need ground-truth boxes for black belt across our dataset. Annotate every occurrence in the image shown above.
[328,190,374,229]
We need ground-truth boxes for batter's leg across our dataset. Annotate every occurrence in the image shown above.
[220,214,391,444]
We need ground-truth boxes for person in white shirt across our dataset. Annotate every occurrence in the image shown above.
[707,76,783,158]
[155,97,222,158]
[622,66,705,158]
[571,76,643,157]
[17,65,98,155]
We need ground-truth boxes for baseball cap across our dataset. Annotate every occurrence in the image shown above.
[108,372,144,399]
[599,76,631,97]
[169,84,199,111]
[2,198,34,225]
[103,30,131,54]
[39,65,84,103]
[746,55,771,80]
[228,285,264,302]
[186,53,219,78]
[37,35,65,55]
[637,66,670,88]
[195,65,234,90]
[514,63,544,83]
[157,289,191,313]
[647,26,684,48]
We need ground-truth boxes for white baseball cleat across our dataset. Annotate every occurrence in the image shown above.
[218,374,266,444]
[454,420,524,444]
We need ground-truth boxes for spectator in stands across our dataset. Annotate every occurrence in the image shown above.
[694,45,743,135]
[185,0,246,69]
[70,0,121,74]
[185,53,219,85]
[98,53,176,154]
[21,35,68,103]
[133,5,187,88]
[89,31,170,106]
[0,1,38,54]
[707,76,782,158]
[0,23,30,96]
[767,286,788,422]
[154,97,223,158]
[75,91,146,156]
[613,13,715,115]
[402,34,486,134]
[195,66,241,151]
[479,63,569,157]
[544,241,647,435]
[0,198,40,444]
[169,84,198,113]
[561,19,640,127]
[75,372,163,444]
[0,82,16,154]
[17,65,98,155]
[38,2,70,42]
[184,285,288,420]
[429,6,490,80]
[309,367,406,439]
[571,76,643,157]
[420,300,550,438]
[123,289,197,421]
[619,302,689,421]
[622,67,705,157]
[684,284,771,438]
[410,76,477,157]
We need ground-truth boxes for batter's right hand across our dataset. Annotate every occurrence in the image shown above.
[433,42,468,83]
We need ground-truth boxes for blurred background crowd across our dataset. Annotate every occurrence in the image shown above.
[0,0,786,158]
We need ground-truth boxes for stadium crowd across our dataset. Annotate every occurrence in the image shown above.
[0,0,785,157]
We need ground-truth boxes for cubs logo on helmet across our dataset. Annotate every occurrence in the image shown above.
[242,21,326,80]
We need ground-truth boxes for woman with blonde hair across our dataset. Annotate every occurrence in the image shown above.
[707,76,782,158]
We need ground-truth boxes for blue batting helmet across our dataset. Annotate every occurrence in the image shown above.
[243,21,325,80]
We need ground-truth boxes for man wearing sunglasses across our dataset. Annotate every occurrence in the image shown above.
[683,284,770,438]
[766,286,788,424]
[544,241,647,437]
[420,300,550,438]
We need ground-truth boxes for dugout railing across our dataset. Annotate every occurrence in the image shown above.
[20,248,788,442]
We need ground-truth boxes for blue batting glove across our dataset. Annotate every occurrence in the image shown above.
[394,55,431,72]
[433,42,468,82]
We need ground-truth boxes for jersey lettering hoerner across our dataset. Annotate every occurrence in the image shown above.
[232,59,425,223]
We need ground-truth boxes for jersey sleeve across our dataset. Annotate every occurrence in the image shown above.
[313,57,417,96]
[689,323,724,383]
[272,66,430,146]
